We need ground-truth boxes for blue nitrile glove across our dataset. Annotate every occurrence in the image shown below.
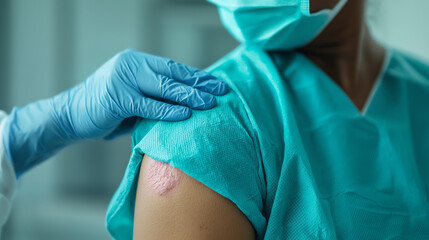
[2,49,228,176]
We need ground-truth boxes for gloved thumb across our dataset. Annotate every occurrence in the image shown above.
[103,117,138,140]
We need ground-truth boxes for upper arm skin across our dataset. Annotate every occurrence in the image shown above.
[133,154,256,240]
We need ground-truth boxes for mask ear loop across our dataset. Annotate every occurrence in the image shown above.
[297,0,348,48]
[309,0,348,29]
[302,0,348,16]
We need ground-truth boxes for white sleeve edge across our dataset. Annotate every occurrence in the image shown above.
[0,110,17,232]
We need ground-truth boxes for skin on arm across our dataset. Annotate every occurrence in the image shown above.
[133,154,256,240]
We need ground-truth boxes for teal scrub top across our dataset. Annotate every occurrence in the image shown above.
[105,45,429,239]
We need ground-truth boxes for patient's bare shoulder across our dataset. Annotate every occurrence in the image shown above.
[133,154,255,240]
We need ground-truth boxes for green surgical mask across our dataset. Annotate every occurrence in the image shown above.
[208,0,348,50]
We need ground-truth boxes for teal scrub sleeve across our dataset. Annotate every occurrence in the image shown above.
[106,89,267,239]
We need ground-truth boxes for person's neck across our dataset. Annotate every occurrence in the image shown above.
[299,0,386,111]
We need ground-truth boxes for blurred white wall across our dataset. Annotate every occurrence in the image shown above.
[0,0,428,239]
[368,0,429,60]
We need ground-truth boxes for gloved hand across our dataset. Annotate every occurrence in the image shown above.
[2,49,228,176]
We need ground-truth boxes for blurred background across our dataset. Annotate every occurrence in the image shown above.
[0,0,428,239]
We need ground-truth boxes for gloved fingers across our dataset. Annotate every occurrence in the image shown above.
[187,77,229,97]
[137,52,228,96]
[135,97,192,121]
[165,60,229,96]
[160,76,217,110]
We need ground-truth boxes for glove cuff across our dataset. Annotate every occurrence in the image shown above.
[4,99,76,176]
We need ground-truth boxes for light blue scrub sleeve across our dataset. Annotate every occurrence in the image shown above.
[106,83,267,239]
